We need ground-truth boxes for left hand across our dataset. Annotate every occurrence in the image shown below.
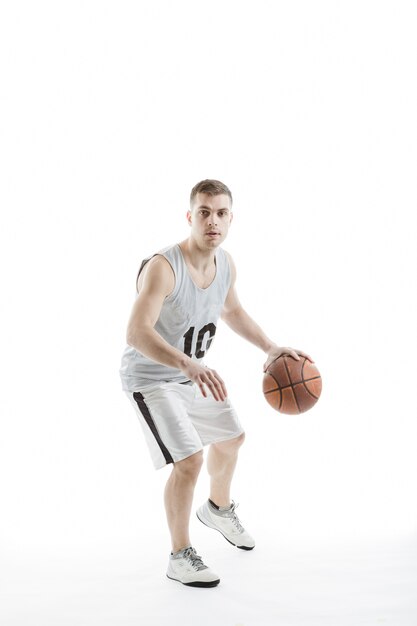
[263,346,314,372]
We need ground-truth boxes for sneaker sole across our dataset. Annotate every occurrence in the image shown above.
[166,574,220,588]
[196,510,255,551]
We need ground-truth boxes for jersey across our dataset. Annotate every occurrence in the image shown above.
[119,243,232,392]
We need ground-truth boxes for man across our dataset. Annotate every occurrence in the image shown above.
[120,179,309,587]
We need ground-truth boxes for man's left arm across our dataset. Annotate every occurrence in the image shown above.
[221,253,312,371]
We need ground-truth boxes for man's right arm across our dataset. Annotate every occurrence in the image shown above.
[126,255,227,401]
[126,255,188,371]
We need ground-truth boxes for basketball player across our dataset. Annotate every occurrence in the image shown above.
[120,180,309,587]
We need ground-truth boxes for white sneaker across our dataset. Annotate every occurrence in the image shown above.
[196,500,255,550]
[166,546,220,587]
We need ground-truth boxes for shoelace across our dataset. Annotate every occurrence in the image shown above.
[227,501,244,533]
[183,547,207,571]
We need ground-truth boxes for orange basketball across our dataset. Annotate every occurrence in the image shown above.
[263,355,322,414]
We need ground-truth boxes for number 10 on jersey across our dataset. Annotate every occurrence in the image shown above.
[183,323,217,359]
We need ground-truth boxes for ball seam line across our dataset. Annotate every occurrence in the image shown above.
[283,356,301,413]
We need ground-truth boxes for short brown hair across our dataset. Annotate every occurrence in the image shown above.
[190,179,233,206]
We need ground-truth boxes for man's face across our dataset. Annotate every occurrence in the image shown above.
[187,193,233,249]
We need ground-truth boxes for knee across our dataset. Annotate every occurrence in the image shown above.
[235,432,246,447]
[227,432,245,449]
[213,432,246,454]
[174,451,204,479]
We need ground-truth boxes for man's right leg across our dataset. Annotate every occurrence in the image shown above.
[164,451,221,587]
[164,451,204,552]
[126,384,220,585]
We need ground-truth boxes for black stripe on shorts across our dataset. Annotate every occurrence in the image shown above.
[132,391,174,465]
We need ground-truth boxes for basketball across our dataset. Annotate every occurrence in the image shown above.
[263,355,322,414]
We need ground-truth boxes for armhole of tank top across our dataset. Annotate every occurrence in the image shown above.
[135,253,177,297]
[159,252,178,301]
[221,248,232,291]
[136,257,151,293]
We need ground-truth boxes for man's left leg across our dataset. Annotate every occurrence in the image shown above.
[207,433,245,507]
[196,433,255,550]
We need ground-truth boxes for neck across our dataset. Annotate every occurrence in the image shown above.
[179,238,216,271]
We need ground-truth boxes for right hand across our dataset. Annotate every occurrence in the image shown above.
[181,359,227,402]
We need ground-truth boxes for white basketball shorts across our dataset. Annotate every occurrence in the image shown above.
[124,381,244,470]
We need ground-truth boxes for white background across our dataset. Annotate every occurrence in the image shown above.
[1,1,416,625]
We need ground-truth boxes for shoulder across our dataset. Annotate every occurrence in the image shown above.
[147,253,175,274]
[220,248,237,282]
[137,253,175,295]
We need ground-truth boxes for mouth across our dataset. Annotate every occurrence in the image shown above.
[206,231,220,236]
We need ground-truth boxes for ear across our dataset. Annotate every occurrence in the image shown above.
[186,210,192,226]
[229,211,234,225]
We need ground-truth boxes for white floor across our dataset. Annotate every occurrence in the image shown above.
[2,532,416,626]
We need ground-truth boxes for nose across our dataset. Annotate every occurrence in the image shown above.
[208,215,217,226]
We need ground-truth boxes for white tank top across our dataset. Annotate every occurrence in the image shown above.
[119,243,231,391]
